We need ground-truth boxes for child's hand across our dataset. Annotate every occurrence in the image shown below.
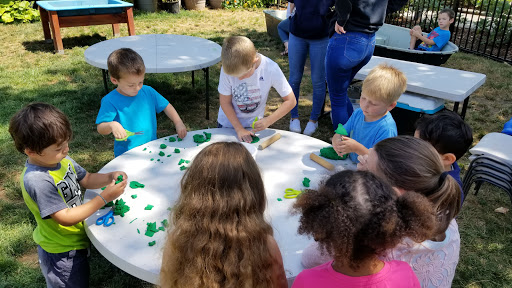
[252,118,271,132]
[101,178,127,202]
[175,122,187,139]
[110,122,127,141]
[357,154,369,171]
[112,171,128,183]
[333,135,359,155]
[411,29,422,38]
[236,128,255,143]
[331,134,343,153]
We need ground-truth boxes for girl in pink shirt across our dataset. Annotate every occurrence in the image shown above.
[292,170,436,287]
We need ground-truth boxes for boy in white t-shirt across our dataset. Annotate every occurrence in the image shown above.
[217,36,296,142]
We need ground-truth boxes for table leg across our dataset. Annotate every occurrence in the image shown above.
[126,7,136,36]
[48,11,64,54]
[112,24,120,37]
[460,97,469,120]
[203,67,210,120]
[102,69,109,94]
[453,101,459,114]
[39,7,52,44]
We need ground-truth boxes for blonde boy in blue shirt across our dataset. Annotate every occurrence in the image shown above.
[332,64,407,162]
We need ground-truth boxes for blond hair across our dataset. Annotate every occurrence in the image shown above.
[221,36,257,77]
[160,142,275,288]
[362,64,407,104]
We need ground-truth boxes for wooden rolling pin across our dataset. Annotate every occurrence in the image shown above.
[258,133,281,150]
[310,153,334,171]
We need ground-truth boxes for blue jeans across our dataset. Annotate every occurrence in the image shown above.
[326,31,376,129]
[277,18,290,43]
[288,33,329,121]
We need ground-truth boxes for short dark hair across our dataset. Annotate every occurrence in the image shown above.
[9,102,72,154]
[440,8,455,19]
[415,111,473,160]
[107,48,145,80]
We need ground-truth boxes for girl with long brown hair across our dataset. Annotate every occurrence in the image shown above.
[160,142,287,288]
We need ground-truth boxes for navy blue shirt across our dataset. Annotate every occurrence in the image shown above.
[334,0,407,34]
[289,0,335,39]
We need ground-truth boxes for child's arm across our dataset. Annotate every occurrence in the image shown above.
[163,104,187,139]
[97,121,127,140]
[332,134,368,157]
[411,29,435,46]
[51,171,127,226]
[267,236,288,288]
[219,93,255,143]
[252,93,296,132]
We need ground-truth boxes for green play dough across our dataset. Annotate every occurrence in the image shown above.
[159,151,165,156]
[335,123,348,136]
[320,147,347,160]
[303,177,311,187]
[160,144,167,149]
[251,136,260,143]
[169,137,176,142]
[130,181,145,189]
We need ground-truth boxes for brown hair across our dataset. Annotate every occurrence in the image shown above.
[373,136,461,236]
[160,142,275,288]
[9,102,72,154]
[107,48,145,80]
[362,64,407,105]
[221,36,257,77]
[293,170,435,271]
[440,8,455,19]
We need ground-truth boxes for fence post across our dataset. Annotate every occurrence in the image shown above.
[451,0,461,36]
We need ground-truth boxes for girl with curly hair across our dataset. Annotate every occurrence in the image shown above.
[160,142,287,288]
[302,136,462,288]
[292,170,435,287]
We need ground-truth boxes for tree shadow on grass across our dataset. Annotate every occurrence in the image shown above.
[22,34,108,53]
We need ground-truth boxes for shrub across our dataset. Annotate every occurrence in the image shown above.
[0,1,40,24]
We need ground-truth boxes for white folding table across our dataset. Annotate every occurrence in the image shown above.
[84,34,222,119]
[354,55,487,119]
[84,128,356,286]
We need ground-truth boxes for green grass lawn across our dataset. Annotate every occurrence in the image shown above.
[1,8,511,288]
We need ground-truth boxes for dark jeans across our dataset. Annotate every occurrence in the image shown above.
[326,31,376,129]
[38,246,90,288]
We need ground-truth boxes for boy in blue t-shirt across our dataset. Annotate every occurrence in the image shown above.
[415,111,473,204]
[9,103,127,287]
[409,8,455,51]
[332,64,407,163]
[96,48,187,157]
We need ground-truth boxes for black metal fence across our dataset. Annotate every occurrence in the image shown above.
[386,0,512,63]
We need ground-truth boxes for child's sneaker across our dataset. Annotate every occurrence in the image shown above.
[290,119,301,133]
[303,121,318,136]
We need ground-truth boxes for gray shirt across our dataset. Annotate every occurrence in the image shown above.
[23,156,87,219]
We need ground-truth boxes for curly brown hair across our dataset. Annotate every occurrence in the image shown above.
[293,170,436,271]
[160,142,276,288]
[373,136,461,236]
